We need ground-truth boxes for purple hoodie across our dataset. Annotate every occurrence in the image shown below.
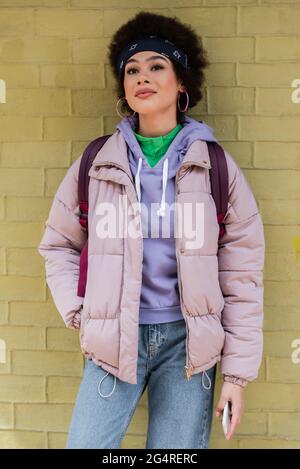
[116,113,218,324]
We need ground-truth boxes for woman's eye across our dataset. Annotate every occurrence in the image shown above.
[126,64,164,74]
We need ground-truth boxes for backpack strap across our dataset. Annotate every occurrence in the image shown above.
[207,141,229,240]
[77,134,111,297]
[78,135,111,233]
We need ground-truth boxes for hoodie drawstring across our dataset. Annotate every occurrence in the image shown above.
[156,158,169,217]
[97,371,117,398]
[134,157,169,218]
[202,370,212,390]
[135,157,143,211]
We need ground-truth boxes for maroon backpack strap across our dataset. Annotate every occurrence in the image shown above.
[207,141,229,240]
[78,135,111,233]
[77,134,111,298]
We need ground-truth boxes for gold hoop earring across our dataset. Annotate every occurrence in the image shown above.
[177,90,189,112]
[116,97,136,118]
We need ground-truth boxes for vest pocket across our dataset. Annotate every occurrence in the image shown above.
[186,313,225,367]
[179,254,224,317]
[81,317,120,368]
[83,253,123,319]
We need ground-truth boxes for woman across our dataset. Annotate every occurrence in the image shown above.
[38,11,265,449]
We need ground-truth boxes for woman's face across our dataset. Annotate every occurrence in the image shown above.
[123,50,184,118]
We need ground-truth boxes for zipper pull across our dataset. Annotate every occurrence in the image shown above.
[185,365,194,381]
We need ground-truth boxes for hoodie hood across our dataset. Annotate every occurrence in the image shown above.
[116,113,218,217]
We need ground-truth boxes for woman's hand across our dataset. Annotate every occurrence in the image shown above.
[215,381,245,440]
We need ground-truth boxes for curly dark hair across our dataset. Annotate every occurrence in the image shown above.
[107,11,209,124]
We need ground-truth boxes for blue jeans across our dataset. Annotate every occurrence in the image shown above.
[66,318,217,449]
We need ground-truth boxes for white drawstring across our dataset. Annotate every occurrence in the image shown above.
[97,371,117,398]
[156,158,169,217]
[202,370,212,390]
[135,157,143,212]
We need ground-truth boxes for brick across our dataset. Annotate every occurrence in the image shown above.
[205,63,236,86]
[15,403,73,432]
[0,89,70,116]
[211,411,267,436]
[240,6,300,34]
[219,141,253,168]
[72,89,114,116]
[9,301,63,327]
[239,438,300,449]
[210,437,239,449]
[0,8,34,36]
[126,405,148,435]
[1,142,70,168]
[7,248,44,276]
[0,349,11,375]
[44,168,68,197]
[0,325,45,350]
[72,0,202,6]
[47,431,66,449]
[243,169,300,199]
[44,117,102,141]
[0,64,39,87]
[0,222,45,247]
[269,413,300,439]
[0,37,71,62]
[208,87,255,114]
[264,226,300,252]
[264,331,300,358]
[40,64,105,89]
[0,375,45,402]
[245,383,300,411]
[0,403,13,429]
[0,117,42,141]
[0,302,9,324]
[12,350,83,376]
[238,63,300,87]
[36,9,103,37]
[163,7,237,36]
[267,357,300,383]
[0,169,43,196]
[0,277,45,301]
[264,281,300,307]
[198,115,237,140]
[257,37,300,61]
[6,197,52,222]
[264,250,300,280]
[0,196,4,220]
[71,141,90,162]
[0,0,68,5]
[240,116,300,141]
[73,37,109,64]
[264,307,300,332]
[46,328,80,352]
[121,434,146,450]
[254,142,300,170]
[257,88,300,116]
[0,248,5,275]
[205,37,254,62]
[0,430,46,449]
[47,376,81,402]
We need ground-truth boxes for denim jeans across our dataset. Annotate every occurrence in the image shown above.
[65,318,217,449]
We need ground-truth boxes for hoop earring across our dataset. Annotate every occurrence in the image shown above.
[177,90,189,112]
[116,96,136,118]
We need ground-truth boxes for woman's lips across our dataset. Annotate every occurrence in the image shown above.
[136,92,156,99]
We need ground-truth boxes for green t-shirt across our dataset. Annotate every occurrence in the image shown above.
[133,123,183,168]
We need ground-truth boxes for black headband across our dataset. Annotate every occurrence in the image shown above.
[116,35,190,80]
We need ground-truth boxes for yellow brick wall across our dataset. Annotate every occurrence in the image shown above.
[0,0,299,449]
